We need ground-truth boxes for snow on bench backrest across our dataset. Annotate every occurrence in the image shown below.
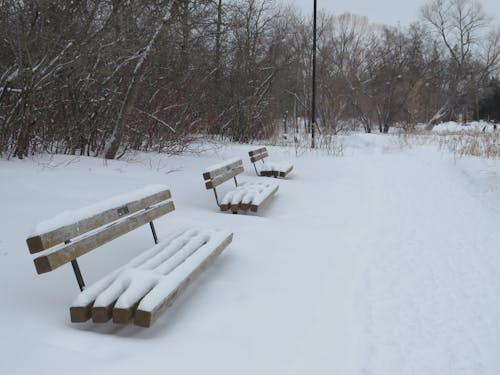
[203,158,244,189]
[248,147,269,163]
[26,185,175,274]
[27,185,171,253]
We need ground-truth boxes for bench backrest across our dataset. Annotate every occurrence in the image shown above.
[26,187,174,274]
[203,158,244,190]
[248,147,268,163]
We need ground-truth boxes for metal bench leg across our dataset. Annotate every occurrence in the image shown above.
[65,240,85,291]
[253,163,259,176]
[213,188,220,206]
[149,221,159,244]
[71,260,86,292]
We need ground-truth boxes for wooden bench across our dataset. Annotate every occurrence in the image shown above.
[203,158,278,214]
[26,185,233,328]
[248,147,293,178]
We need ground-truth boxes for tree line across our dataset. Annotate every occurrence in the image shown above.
[1,0,499,159]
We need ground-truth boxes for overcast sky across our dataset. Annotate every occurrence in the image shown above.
[286,0,500,26]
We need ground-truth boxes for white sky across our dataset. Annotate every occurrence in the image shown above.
[285,0,500,26]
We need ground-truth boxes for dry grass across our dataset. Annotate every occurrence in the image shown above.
[267,132,344,156]
[395,129,500,158]
[438,131,500,158]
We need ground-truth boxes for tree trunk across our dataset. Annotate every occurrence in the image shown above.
[215,0,222,85]
[104,1,180,160]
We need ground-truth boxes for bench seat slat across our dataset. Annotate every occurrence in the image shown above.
[27,187,172,254]
[90,229,209,320]
[135,231,233,327]
[261,162,293,178]
[219,181,278,213]
[33,201,175,274]
[70,228,233,327]
[249,148,293,179]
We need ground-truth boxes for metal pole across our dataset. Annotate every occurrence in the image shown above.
[311,0,317,149]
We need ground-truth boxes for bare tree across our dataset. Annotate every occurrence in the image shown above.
[421,0,489,123]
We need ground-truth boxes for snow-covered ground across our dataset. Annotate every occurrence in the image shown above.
[1,134,499,375]
[432,120,498,133]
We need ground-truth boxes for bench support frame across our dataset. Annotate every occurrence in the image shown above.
[65,240,86,292]
[65,220,160,292]
[212,176,238,207]
[71,259,86,292]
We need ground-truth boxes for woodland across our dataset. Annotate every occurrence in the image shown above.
[1,0,499,159]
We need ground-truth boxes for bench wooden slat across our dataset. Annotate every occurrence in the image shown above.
[250,152,268,163]
[27,189,172,254]
[70,233,233,327]
[113,303,140,324]
[134,233,233,327]
[248,147,267,157]
[33,201,175,274]
[203,159,243,180]
[261,164,293,178]
[260,170,275,177]
[279,165,293,178]
[250,185,279,212]
[205,166,244,189]
[92,306,113,323]
[70,302,93,323]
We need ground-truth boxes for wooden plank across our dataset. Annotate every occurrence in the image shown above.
[27,189,172,254]
[203,159,243,180]
[239,202,251,211]
[205,166,244,189]
[250,152,268,163]
[279,165,293,178]
[113,302,140,324]
[230,203,240,214]
[33,201,175,274]
[250,185,279,212]
[92,305,113,323]
[134,233,233,327]
[248,147,267,157]
[70,302,93,323]
[260,170,274,177]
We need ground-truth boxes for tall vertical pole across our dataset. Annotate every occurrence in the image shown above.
[311,0,317,149]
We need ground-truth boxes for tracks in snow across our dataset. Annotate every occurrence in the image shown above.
[343,152,500,375]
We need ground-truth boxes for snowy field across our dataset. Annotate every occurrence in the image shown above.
[432,121,498,133]
[1,134,500,375]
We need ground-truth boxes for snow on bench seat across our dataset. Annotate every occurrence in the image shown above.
[219,181,278,213]
[260,161,293,178]
[70,227,233,327]
[248,147,293,178]
[203,157,279,213]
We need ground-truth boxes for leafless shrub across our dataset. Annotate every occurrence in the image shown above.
[438,131,500,158]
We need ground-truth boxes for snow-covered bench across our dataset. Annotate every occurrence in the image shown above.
[203,158,278,214]
[248,147,293,178]
[25,185,233,327]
